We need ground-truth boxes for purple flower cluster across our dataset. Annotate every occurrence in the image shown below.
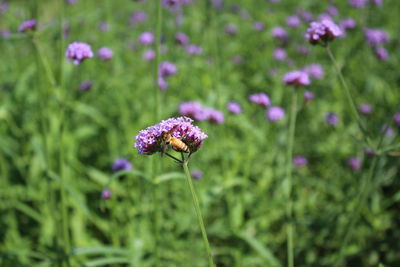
[249,93,270,108]
[112,158,133,172]
[227,101,242,114]
[302,64,324,80]
[179,101,224,124]
[191,169,204,180]
[130,11,148,25]
[286,15,301,28]
[175,32,189,45]
[65,42,94,65]
[273,48,287,61]
[348,0,369,8]
[283,70,310,87]
[18,19,37,33]
[253,21,265,31]
[348,157,361,171]
[358,103,373,115]
[393,112,400,127]
[271,26,288,41]
[139,32,155,45]
[325,112,339,126]
[134,117,208,155]
[305,19,342,45]
[97,47,113,61]
[293,155,308,167]
[267,106,285,121]
[158,61,177,90]
[79,81,93,91]
[364,28,389,47]
[304,90,314,103]
[101,188,112,200]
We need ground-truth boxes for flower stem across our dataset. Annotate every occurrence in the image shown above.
[182,160,214,267]
[326,45,368,140]
[285,88,298,267]
[154,0,163,121]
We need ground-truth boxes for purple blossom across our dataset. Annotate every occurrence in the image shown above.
[66,0,77,4]
[293,155,308,167]
[65,42,93,65]
[364,28,389,46]
[302,64,324,80]
[101,189,112,200]
[372,0,383,6]
[375,47,388,61]
[393,112,400,127]
[364,148,376,158]
[130,11,148,24]
[134,117,208,155]
[227,101,242,114]
[286,15,301,28]
[348,0,369,8]
[97,47,113,61]
[253,21,265,31]
[304,90,314,103]
[18,19,37,33]
[225,24,238,35]
[327,5,339,16]
[325,112,339,126]
[185,44,203,55]
[305,19,343,45]
[207,108,224,124]
[358,103,373,115]
[179,101,204,120]
[112,158,133,172]
[143,49,155,61]
[98,22,110,32]
[138,32,155,45]
[339,18,356,31]
[159,61,177,78]
[175,32,189,45]
[273,48,287,61]
[267,106,285,121]
[348,157,361,171]
[381,124,394,137]
[1,29,10,38]
[0,1,8,13]
[296,45,310,56]
[283,70,310,87]
[232,55,243,64]
[79,81,92,91]
[271,26,288,41]
[191,169,203,180]
[249,93,271,108]
[296,9,313,22]
[158,76,168,90]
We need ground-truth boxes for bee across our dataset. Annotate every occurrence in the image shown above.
[161,131,190,154]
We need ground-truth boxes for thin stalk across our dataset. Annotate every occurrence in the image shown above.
[182,160,214,267]
[285,89,298,267]
[326,45,368,140]
[32,36,56,87]
[154,0,163,121]
[333,156,379,267]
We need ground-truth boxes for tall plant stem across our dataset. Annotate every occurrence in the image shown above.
[154,0,163,121]
[326,45,368,140]
[285,89,298,267]
[182,160,214,267]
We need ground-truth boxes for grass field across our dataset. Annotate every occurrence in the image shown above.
[0,0,399,266]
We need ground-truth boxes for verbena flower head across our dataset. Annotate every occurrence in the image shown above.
[98,22,110,32]
[297,8,313,23]
[283,70,310,87]
[191,169,203,180]
[305,19,342,45]
[206,108,224,124]
[179,101,204,120]
[393,112,400,127]
[302,64,324,79]
[381,124,394,137]
[325,112,339,126]
[185,44,203,55]
[79,81,92,91]
[143,49,155,61]
[296,45,310,56]
[358,103,373,115]
[293,155,308,167]
[18,19,37,33]
[130,11,148,25]
[65,42,93,65]
[327,5,339,16]
[253,21,265,31]
[224,24,238,35]
[304,90,314,103]
[339,18,356,31]
[372,0,383,6]
[159,61,177,78]
[364,28,389,47]
[227,101,241,114]
[101,188,112,200]
[348,157,361,171]
[273,48,287,61]
[97,47,113,61]
[139,31,155,45]
[286,15,301,28]
[134,117,207,155]
[348,0,368,8]
[112,158,132,172]
[175,32,189,45]
[267,106,285,121]
[271,26,288,41]
[249,93,270,108]
[375,47,388,61]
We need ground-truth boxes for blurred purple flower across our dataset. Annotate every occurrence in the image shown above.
[1,29,10,38]
[267,106,285,121]
[327,5,339,16]
[134,117,207,155]
[232,55,243,64]
[158,76,168,90]
[139,32,155,45]
[130,11,148,25]
[325,112,339,126]
[296,45,310,56]
[273,48,286,61]
[143,49,155,61]
[185,44,203,55]
[175,32,189,45]
[191,169,203,180]
[358,103,373,115]
[227,101,241,114]
[101,189,112,200]
[302,64,324,80]
[393,112,400,127]
[348,0,369,8]
[18,19,37,33]
[98,22,110,32]
[207,108,224,124]
[249,93,271,108]
[112,158,132,172]
[364,148,376,158]
[271,26,288,41]
[381,124,394,137]
[305,19,342,45]
[296,8,313,22]
[364,28,389,47]
[253,21,265,31]
[97,47,113,61]
[372,0,383,6]
[225,24,238,35]
[66,0,77,4]
[375,47,388,61]
[348,157,361,171]
[293,155,308,167]
[304,90,314,103]
[79,81,92,91]
[339,18,356,31]
[283,70,310,87]
[179,101,204,120]
[159,61,177,78]
[65,42,93,65]
[286,15,301,28]
[0,1,8,13]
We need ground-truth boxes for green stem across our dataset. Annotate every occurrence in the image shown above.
[285,89,298,267]
[154,0,163,121]
[326,45,368,140]
[182,160,214,267]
